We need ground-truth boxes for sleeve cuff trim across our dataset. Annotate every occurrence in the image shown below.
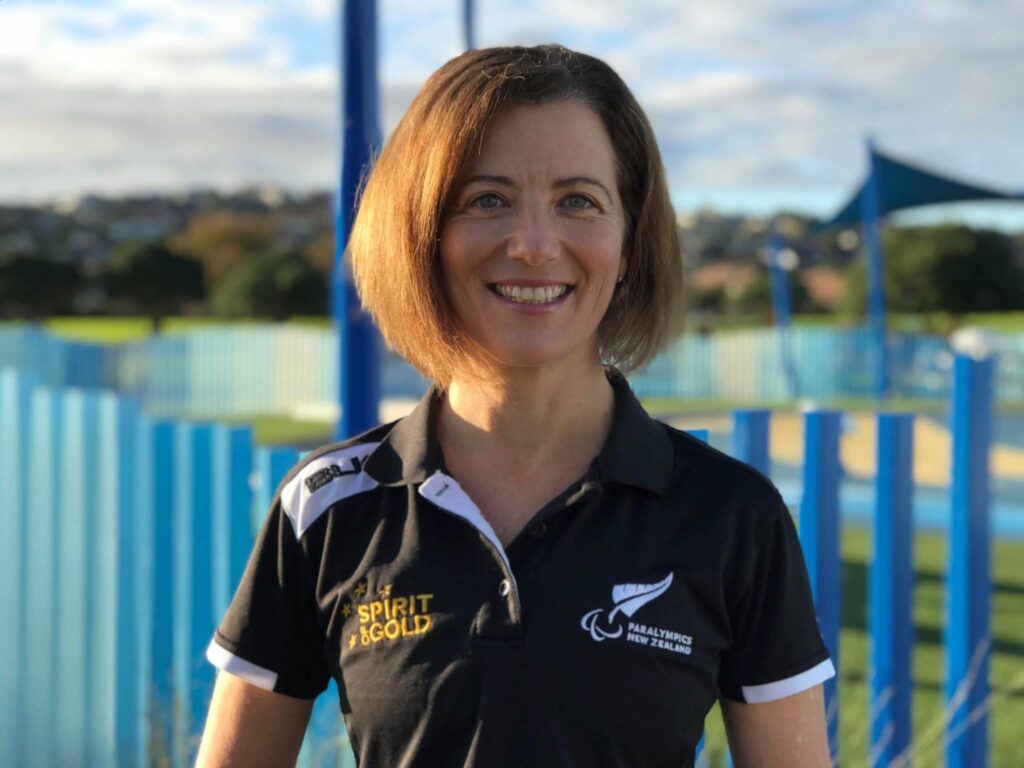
[206,639,279,692]
[741,658,835,704]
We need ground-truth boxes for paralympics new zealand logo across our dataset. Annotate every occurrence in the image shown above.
[580,573,694,655]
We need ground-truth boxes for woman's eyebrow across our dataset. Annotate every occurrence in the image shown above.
[461,174,614,203]
[462,174,515,187]
[554,176,613,203]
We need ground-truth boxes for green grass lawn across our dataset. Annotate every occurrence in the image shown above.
[228,415,335,449]
[795,312,1024,334]
[699,529,1024,768]
[1,316,332,345]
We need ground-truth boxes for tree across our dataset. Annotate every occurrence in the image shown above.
[169,212,280,288]
[303,231,336,279]
[728,268,819,320]
[103,240,205,329]
[0,252,81,319]
[210,251,328,320]
[842,224,1024,316]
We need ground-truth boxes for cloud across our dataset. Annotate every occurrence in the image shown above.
[1,0,1023,218]
[0,0,330,198]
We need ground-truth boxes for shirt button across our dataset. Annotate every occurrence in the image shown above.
[529,522,548,538]
[498,579,512,597]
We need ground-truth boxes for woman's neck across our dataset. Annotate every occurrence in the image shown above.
[439,359,616,472]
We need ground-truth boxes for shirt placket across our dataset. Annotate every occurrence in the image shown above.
[418,471,522,643]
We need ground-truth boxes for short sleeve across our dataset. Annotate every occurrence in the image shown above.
[718,495,835,704]
[206,498,331,699]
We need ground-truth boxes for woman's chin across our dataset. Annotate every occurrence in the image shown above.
[474,340,602,377]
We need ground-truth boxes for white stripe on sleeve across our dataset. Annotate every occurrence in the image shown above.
[206,639,280,692]
[740,658,836,704]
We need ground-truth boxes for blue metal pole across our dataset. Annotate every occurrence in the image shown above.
[859,138,888,399]
[335,0,382,439]
[463,0,475,50]
[869,413,914,767]
[732,409,770,475]
[767,232,799,399]
[721,408,763,768]
[799,410,842,761]
[946,355,994,768]
[685,429,710,766]
[693,416,728,768]
[683,408,713,768]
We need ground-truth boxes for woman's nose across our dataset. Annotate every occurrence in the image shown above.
[507,207,559,265]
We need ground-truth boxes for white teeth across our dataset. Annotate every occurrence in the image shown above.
[493,284,568,304]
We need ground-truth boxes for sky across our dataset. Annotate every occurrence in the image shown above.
[2,0,1023,229]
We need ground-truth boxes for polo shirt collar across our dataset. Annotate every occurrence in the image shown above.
[363,371,674,496]
[363,387,444,486]
[595,372,674,496]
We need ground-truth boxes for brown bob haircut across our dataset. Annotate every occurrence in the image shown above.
[349,44,683,386]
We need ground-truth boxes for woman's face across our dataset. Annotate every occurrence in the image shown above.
[439,100,627,376]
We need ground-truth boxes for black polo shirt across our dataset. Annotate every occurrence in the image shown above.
[208,375,833,767]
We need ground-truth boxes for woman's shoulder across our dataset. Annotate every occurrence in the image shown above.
[268,419,401,540]
[278,420,396,490]
[657,420,786,516]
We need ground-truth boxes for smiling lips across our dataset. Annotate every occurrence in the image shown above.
[490,283,570,305]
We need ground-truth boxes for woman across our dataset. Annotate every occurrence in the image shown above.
[198,45,834,767]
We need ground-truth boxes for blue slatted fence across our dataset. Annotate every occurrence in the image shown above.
[2,324,1022,420]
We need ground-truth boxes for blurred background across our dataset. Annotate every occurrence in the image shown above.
[1,1,1023,767]
[2,0,1023,335]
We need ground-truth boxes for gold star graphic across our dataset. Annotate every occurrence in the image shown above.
[353,582,367,599]
[378,584,392,599]
[341,602,352,618]
[348,634,357,649]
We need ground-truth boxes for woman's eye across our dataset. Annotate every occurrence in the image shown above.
[564,194,595,210]
[472,193,503,210]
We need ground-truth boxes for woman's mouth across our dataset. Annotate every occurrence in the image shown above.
[489,283,571,304]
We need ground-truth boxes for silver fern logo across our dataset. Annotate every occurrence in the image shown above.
[580,573,694,654]
[581,573,674,640]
